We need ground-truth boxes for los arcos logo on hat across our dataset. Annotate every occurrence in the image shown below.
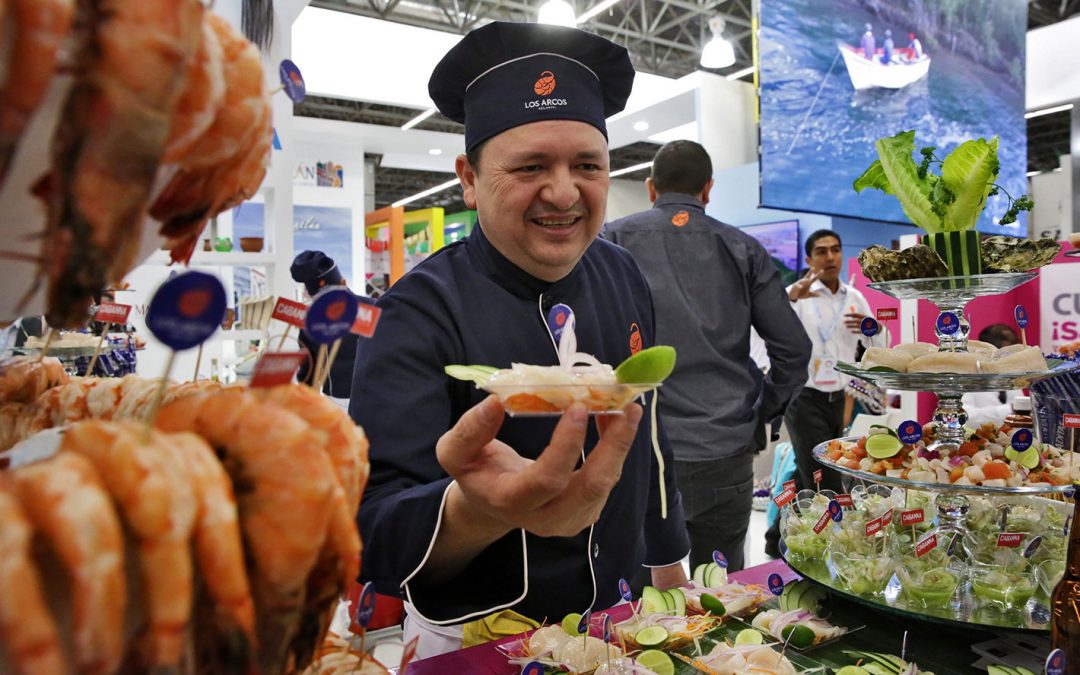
[534,70,556,95]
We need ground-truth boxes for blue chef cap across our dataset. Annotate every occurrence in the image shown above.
[428,22,635,152]
[290,250,343,297]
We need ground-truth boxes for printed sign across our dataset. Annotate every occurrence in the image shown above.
[876,307,898,321]
[618,578,632,602]
[860,317,879,337]
[997,532,1024,548]
[768,573,784,596]
[577,609,591,635]
[914,533,938,557]
[901,509,925,526]
[94,301,132,325]
[522,662,545,675]
[783,479,797,491]
[773,487,797,508]
[304,288,357,345]
[898,420,922,445]
[1046,649,1066,675]
[351,302,382,337]
[936,311,960,335]
[400,636,420,670]
[813,469,823,484]
[354,581,376,628]
[250,352,306,388]
[547,303,574,345]
[713,550,728,569]
[865,517,883,537]
[279,59,306,103]
[1024,536,1043,558]
[1014,304,1029,329]
[828,499,843,523]
[1040,264,1080,354]
[882,509,894,526]
[836,494,854,508]
[271,297,307,328]
[1011,428,1033,452]
[1064,414,1080,429]
[813,510,832,534]
[146,271,226,350]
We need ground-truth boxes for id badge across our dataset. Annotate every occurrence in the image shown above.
[813,357,839,388]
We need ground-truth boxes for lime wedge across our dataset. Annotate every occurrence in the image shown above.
[614,346,676,384]
[636,649,675,675]
[865,433,903,459]
[634,625,669,649]
[699,593,726,616]
[561,612,582,636]
[734,628,765,645]
[1016,446,1040,469]
[780,624,816,649]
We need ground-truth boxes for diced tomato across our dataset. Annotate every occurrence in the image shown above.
[850,445,868,460]
[842,458,860,470]
[887,455,905,467]
[949,465,966,483]
[957,441,981,457]
[870,460,892,474]
[857,436,867,451]
[503,393,561,413]
[982,462,1012,481]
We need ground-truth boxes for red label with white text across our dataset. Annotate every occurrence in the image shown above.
[876,308,898,321]
[773,487,796,508]
[351,303,382,337]
[901,509,925,526]
[813,469,823,484]
[865,517,882,537]
[1065,414,1080,429]
[95,301,132,325]
[915,533,937,557]
[997,532,1024,548]
[272,297,308,328]
[882,509,894,526]
[813,510,832,534]
[783,479,796,491]
[250,352,306,388]
[836,494,854,508]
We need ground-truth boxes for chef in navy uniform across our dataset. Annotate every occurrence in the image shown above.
[290,250,361,409]
[350,22,690,658]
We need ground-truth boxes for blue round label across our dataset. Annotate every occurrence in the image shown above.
[936,311,960,335]
[1066,485,1076,500]
[1024,535,1043,559]
[602,614,614,643]
[279,59,306,103]
[355,581,376,628]
[829,499,843,522]
[577,609,591,635]
[522,662,545,675]
[1014,304,1029,329]
[547,303,574,346]
[305,288,358,345]
[618,578,632,602]
[1011,428,1033,452]
[768,573,784,596]
[1046,649,1066,675]
[898,420,922,445]
[713,550,728,569]
[860,317,879,337]
[146,271,226,350]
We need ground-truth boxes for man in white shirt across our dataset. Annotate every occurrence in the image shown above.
[765,230,871,556]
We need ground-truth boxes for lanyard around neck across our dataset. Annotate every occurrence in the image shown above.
[812,288,845,344]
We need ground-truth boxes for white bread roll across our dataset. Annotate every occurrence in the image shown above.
[861,347,913,372]
[981,345,1048,374]
[908,351,981,374]
[892,342,937,358]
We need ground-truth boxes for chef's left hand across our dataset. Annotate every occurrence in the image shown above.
[844,312,869,334]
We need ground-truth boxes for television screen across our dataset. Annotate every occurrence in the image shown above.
[742,220,800,285]
[758,0,1027,235]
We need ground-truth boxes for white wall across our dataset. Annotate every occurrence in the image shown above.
[1028,155,1074,240]
[1027,18,1080,110]
[694,72,757,173]
[606,178,652,221]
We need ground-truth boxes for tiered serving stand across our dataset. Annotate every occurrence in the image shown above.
[779,273,1079,633]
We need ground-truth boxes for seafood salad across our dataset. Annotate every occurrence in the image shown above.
[677,642,798,675]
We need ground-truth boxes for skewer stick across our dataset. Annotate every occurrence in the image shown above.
[193,343,204,381]
[1020,325,1028,347]
[142,351,177,442]
[276,324,293,352]
[37,327,55,363]
[311,344,328,389]
[316,338,343,392]
[86,323,114,375]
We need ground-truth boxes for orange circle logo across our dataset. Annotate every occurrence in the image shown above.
[671,211,690,227]
[179,289,211,318]
[629,323,642,355]
[326,300,347,321]
[534,70,556,96]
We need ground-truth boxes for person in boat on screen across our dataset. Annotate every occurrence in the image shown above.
[906,32,924,61]
[881,29,895,65]
[860,23,875,60]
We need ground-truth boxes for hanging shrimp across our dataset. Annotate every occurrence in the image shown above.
[12,452,126,675]
[0,355,68,404]
[162,14,226,164]
[0,476,67,675]
[0,0,76,188]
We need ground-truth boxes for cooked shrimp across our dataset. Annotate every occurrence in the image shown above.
[165,430,256,664]
[0,477,67,675]
[12,452,126,675]
[0,0,76,187]
[37,0,203,327]
[0,356,69,404]
[156,388,339,675]
[162,14,226,164]
[59,421,197,670]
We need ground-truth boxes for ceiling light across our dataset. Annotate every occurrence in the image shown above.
[610,161,653,178]
[726,66,755,81]
[538,0,575,27]
[576,0,619,24]
[700,17,736,69]
[1025,103,1073,119]
[428,148,443,155]
[633,120,649,131]
[401,107,437,130]
[392,178,460,208]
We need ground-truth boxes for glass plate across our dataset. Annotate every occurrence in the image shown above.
[834,359,1078,393]
[867,272,1036,303]
[811,437,1077,496]
[13,343,114,358]
[480,382,658,417]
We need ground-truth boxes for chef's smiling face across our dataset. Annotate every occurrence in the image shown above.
[807,235,843,284]
[457,120,610,282]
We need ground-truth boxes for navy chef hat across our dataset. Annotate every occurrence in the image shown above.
[290,250,344,297]
[428,22,635,151]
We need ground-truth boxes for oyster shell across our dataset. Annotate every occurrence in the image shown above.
[858,245,950,282]
[981,236,1062,272]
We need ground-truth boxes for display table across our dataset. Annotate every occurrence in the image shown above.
[400,559,1034,674]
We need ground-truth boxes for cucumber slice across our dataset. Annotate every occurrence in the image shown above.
[640,586,667,615]
[706,562,727,588]
[662,590,675,611]
[781,579,808,613]
[798,584,826,613]
[444,364,496,385]
[668,588,686,617]
[692,563,708,586]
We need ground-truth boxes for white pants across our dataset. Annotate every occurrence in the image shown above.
[402,605,464,661]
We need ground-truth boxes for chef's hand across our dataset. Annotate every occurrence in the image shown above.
[844,312,870,333]
[788,270,820,302]
[438,395,642,539]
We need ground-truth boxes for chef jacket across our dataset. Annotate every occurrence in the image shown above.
[350,225,690,625]
[603,193,811,462]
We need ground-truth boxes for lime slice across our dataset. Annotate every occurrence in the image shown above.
[614,346,676,384]
[835,667,871,675]
[636,649,675,675]
[865,433,903,459]
[1016,446,1040,469]
[780,624,816,649]
[734,628,765,645]
[634,625,669,649]
[561,612,582,636]
[699,593,726,616]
